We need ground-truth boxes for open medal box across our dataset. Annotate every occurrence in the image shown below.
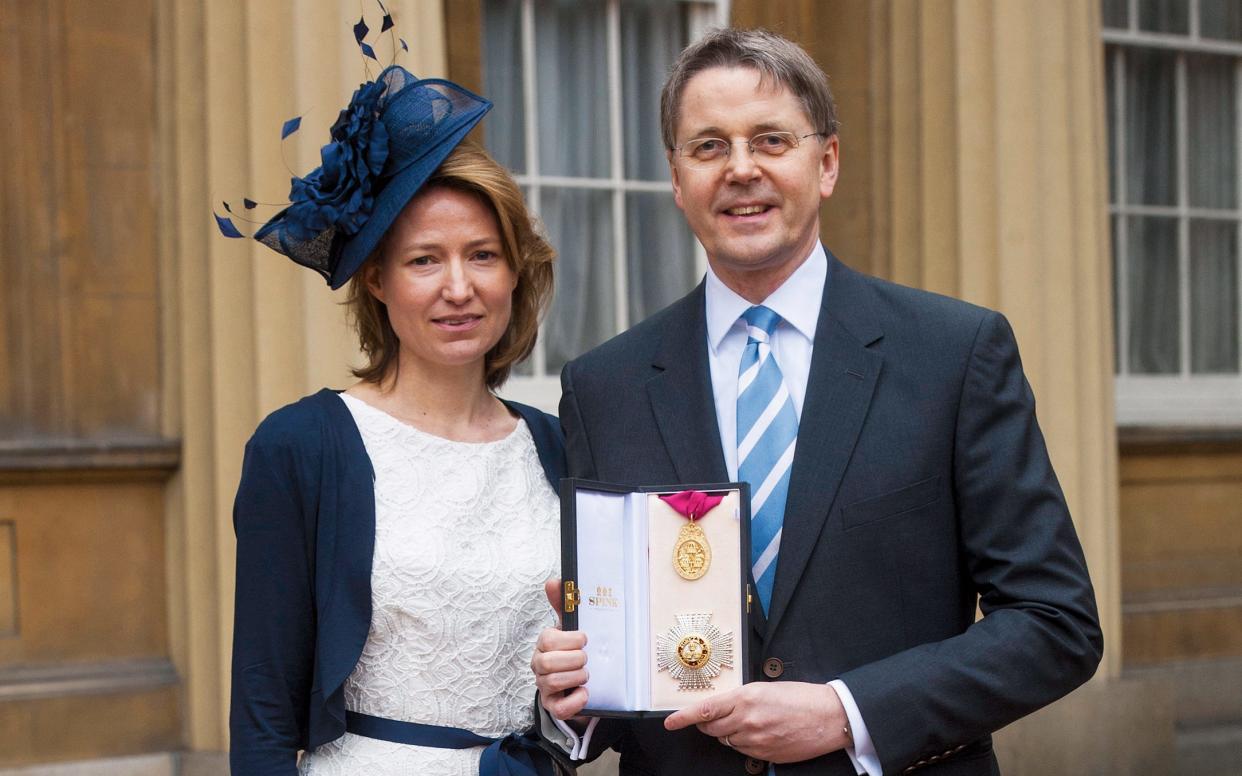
[560,479,753,717]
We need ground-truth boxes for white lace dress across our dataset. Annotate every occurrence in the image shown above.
[299,394,560,776]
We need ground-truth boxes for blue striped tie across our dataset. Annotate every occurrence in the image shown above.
[736,306,799,613]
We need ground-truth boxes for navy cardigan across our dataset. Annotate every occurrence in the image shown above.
[229,388,565,775]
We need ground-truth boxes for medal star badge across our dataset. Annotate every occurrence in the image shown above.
[660,490,725,580]
[656,612,734,691]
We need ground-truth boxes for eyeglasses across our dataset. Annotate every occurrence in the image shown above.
[674,131,826,169]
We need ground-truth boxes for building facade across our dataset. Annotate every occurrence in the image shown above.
[0,0,1236,773]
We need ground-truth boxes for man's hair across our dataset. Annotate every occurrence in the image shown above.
[346,142,554,390]
[660,27,838,150]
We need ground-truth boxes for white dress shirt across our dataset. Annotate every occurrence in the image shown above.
[703,242,881,776]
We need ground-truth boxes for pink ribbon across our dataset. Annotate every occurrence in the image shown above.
[659,490,725,521]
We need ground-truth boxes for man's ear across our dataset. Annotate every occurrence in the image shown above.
[820,134,840,199]
[669,150,685,211]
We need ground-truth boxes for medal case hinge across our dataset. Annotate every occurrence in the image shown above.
[746,584,753,614]
[564,580,580,613]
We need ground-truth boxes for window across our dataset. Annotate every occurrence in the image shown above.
[1104,0,1242,424]
[483,0,729,407]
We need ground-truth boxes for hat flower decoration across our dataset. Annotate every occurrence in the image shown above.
[214,1,491,290]
[279,76,389,243]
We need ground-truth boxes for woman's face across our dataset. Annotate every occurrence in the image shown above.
[367,185,517,377]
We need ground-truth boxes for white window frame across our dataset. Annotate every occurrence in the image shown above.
[497,0,730,412]
[1104,0,1242,426]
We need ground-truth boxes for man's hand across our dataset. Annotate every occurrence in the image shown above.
[532,578,591,720]
[663,681,851,763]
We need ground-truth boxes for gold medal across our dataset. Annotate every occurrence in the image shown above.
[660,490,724,580]
[656,613,734,691]
[673,521,712,580]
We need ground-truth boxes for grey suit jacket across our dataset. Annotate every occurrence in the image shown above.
[559,252,1102,776]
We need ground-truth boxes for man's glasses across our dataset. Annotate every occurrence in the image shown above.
[673,131,826,169]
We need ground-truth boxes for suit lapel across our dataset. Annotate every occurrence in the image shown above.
[763,255,883,642]
[646,283,730,485]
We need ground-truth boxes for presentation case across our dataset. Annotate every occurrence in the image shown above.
[559,478,753,717]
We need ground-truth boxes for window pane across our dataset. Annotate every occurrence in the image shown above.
[482,0,526,173]
[1112,214,1121,373]
[621,0,690,181]
[1201,0,1242,41]
[1106,48,1118,204]
[1102,0,1129,29]
[626,191,697,322]
[1188,55,1236,209]
[1138,0,1189,34]
[534,0,610,178]
[1125,49,1177,206]
[542,187,614,373]
[1191,220,1239,373]
[1127,217,1181,374]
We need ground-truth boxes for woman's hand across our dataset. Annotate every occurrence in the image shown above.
[532,578,591,720]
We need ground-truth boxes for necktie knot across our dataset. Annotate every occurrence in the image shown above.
[742,305,781,343]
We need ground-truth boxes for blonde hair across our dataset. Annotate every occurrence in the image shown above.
[346,142,554,390]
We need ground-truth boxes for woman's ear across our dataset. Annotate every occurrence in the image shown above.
[363,257,385,304]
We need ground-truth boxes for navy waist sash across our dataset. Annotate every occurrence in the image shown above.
[345,710,558,776]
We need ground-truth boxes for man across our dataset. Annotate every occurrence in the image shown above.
[534,28,1101,776]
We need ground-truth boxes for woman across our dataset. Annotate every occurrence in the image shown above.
[227,64,570,776]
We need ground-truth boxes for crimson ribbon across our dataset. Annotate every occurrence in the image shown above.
[659,490,725,521]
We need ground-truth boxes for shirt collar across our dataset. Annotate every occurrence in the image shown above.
[705,241,827,352]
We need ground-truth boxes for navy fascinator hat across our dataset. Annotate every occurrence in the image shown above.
[219,65,491,290]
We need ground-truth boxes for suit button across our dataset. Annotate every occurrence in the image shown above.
[762,657,784,678]
[744,757,767,774]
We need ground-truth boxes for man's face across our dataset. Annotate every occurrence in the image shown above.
[669,66,838,298]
